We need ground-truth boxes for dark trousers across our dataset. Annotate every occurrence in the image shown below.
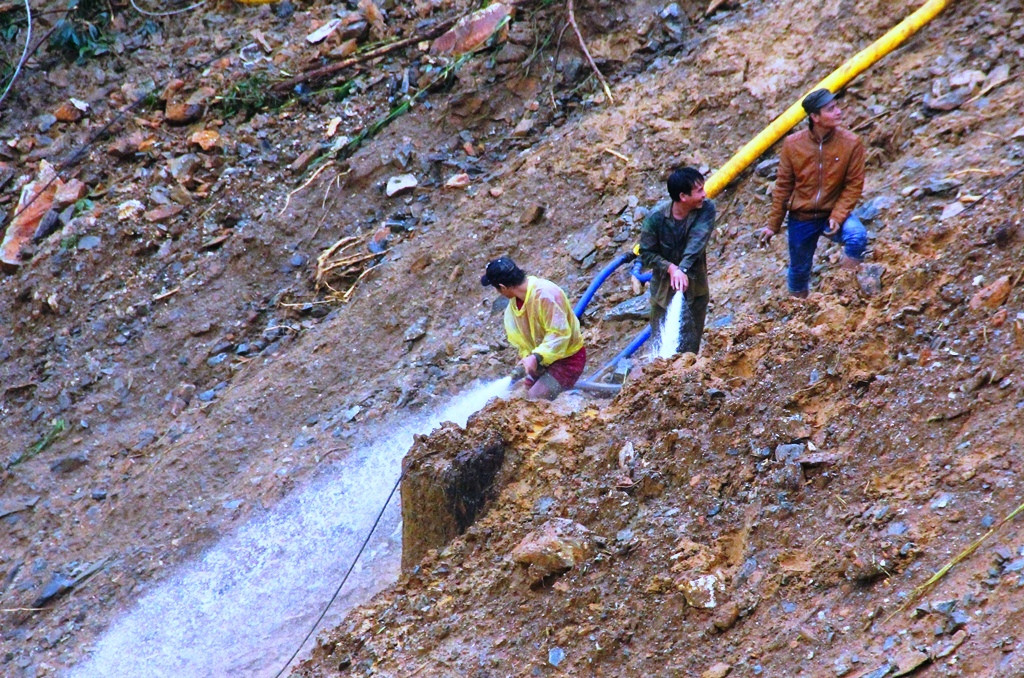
[650,293,708,354]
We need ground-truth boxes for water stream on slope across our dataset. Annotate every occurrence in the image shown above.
[72,377,513,678]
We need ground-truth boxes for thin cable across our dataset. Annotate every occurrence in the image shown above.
[0,0,33,108]
[128,0,205,18]
[956,163,1024,217]
[272,472,404,678]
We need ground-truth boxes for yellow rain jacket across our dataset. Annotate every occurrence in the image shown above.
[504,276,584,366]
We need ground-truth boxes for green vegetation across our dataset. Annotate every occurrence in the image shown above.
[216,73,280,119]
[49,0,113,63]
[6,418,69,469]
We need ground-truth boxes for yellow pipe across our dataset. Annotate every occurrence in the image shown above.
[703,0,950,199]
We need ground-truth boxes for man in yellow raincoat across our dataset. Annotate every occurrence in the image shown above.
[481,256,586,400]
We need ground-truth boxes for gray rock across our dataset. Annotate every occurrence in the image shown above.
[755,157,780,178]
[37,113,58,132]
[887,521,909,536]
[604,294,651,321]
[77,235,101,250]
[50,453,88,474]
[774,443,804,463]
[31,573,75,607]
[403,316,428,342]
[567,223,600,263]
[924,87,971,112]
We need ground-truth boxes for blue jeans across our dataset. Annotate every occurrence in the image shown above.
[786,214,867,294]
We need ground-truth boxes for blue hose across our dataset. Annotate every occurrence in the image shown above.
[584,325,651,383]
[573,252,633,319]
[630,258,652,283]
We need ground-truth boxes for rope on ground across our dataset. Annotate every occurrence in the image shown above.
[0,0,32,108]
[129,0,205,18]
[272,472,404,678]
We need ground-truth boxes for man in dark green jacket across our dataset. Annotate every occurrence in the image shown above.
[639,166,717,354]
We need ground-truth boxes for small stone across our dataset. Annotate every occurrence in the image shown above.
[403,317,428,343]
[36,113,58,132]
[444,172,471,190]
[887,521,909,536]
[711,601,740,632]
[50,453,88,474]
[512,117,534,137]
[892,649,929,676]
[940,201,965,220]
[774,443,804,463]
[521,204,545,225]
[165,102,203,125]
[680,574,723,609]
[547,647,565,667]
[54,101,84,122]
[386,174,418,197]
[702,662,732,678]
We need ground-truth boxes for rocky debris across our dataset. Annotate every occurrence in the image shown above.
[1,160,61,267]
[510,518,595,584]
[401,426,507,570]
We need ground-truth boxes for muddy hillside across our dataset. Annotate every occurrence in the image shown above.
[2,0,1023,675]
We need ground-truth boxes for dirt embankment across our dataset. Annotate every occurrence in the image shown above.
[2,0,1023,675]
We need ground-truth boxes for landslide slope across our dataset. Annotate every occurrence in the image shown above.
[0,0,1022,675]
[295,1,1024,677]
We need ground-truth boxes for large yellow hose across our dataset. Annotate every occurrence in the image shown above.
[703,0,950,199]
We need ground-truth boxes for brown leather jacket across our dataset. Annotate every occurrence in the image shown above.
[768,125,865,233]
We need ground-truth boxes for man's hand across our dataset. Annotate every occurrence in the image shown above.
[756,227,776,247]
[824,218,841,236]
[667,264,689,292]
[521,353,541,378]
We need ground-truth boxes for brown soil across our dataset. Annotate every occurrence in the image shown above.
[2,0,1023,676]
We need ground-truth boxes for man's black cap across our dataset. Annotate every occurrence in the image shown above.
[802,88,836,115]
[480,256,521,287]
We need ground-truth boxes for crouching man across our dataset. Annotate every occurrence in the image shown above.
[481,256,586,400]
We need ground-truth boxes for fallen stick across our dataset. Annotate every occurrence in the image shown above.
[566,0,613,104]
[272,14,462,94]
[889,498,1024,621]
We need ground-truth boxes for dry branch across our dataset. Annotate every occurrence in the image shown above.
[566,0,613,103]
[272,15,462,94]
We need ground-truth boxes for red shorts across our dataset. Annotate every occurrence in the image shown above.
[543,346,586,390]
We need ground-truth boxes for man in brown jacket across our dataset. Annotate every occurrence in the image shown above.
[757,88,868,297]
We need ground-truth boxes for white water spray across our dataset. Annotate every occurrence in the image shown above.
[73,377,512,678]
[650,290,684,359]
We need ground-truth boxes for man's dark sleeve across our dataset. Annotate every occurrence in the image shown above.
[678,200,716,273]
[639,212,672,273]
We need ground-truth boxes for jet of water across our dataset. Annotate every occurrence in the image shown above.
[651,290,684,359]
[73,378,512,678]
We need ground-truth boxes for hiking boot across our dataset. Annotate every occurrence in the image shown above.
[857,264,885,296]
